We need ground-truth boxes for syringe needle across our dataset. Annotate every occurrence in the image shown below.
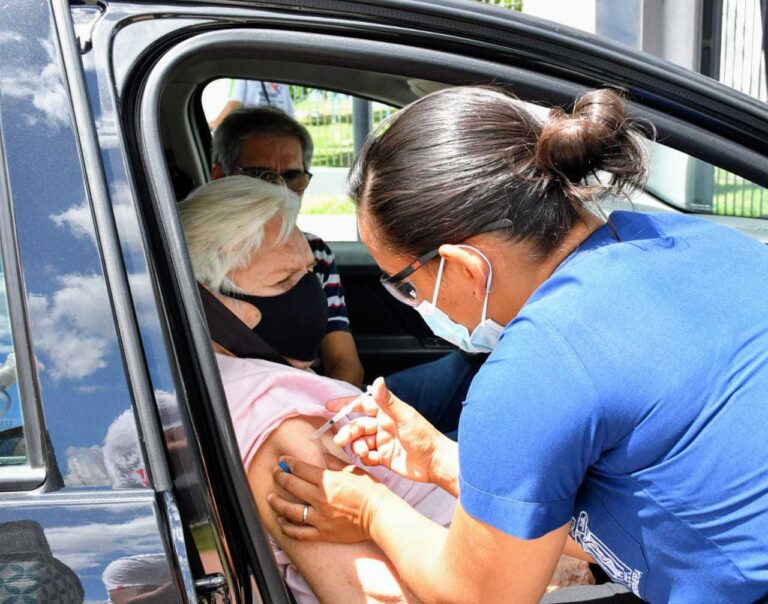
[309,387,373,441]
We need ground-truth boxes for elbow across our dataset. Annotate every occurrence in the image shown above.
[329,359,364,389]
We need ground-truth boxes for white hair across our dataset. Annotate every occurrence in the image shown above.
[178,176,300,292]
[102,553,172,592]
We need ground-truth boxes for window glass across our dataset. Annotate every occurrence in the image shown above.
[0,254,25,465]
[203,81,397,242]
[202,81,768,228]
[647,144,768,218]
[294,87,396,242]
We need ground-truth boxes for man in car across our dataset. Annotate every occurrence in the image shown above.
[211,107,364,388]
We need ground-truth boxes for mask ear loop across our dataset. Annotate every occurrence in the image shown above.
[430,255,447,308]
[455,244,493,324]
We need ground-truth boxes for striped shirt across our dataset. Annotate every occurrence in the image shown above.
[306,233,350,334]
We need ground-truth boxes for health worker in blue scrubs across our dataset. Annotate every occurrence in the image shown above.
[267,86,768,603]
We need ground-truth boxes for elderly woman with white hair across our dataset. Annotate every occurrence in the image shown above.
[178,176,593,603]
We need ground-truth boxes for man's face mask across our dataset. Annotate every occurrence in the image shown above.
[222,271,328,362]
[414,245,504,354]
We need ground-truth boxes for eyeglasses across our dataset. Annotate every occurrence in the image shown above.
[380,219,513,306]
[232,165,313,194]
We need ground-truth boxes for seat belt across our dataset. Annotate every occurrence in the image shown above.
[197,284,288,366]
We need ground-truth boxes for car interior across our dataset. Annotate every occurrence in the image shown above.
[123,23,768,600]
[150,39,768,378]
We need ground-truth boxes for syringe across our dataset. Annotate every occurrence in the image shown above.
[309,386,374,441]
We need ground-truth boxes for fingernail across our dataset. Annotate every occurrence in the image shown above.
[278,460,291,474]
[266,493,273,503]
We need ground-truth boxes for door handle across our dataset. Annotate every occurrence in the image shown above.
[194,573,229,603]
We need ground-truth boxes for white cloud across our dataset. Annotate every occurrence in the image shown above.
[50,181,145,254]
[0,275,12,356]
[64,445,110,487]
[45,514,161,571]
[0,39,70,127]
[74,384,111,394]
[128,272,160,330]
[111,182,146,253]
[28,269,160,381]
[50,203,94,240]
[54,273,118,335]
[38,184,161,380]
[0,32,24,45]
[27,280,111,381]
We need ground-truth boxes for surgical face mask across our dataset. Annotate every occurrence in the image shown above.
[222,271,328,362]
[414,245,504,354]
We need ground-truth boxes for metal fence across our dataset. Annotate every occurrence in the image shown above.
[475,0,523,8]
[290,87,397,168]
[713,0,768,217]
[720,0,767,101]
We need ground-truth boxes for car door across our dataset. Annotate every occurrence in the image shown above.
[0,2,212,603]
[79,0,768,601]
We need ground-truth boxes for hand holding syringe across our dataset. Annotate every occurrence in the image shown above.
[309,386,375,441]
[302,377,449,488]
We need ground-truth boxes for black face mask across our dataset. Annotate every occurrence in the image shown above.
[221,272,328,362]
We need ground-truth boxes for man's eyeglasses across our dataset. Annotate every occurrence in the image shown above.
[232,165,313,194]
[380,219,513,306]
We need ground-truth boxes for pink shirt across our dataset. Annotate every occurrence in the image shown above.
[217,354,456,602]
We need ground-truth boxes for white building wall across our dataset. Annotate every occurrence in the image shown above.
[522,0,596,33]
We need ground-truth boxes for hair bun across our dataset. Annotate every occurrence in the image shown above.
[535,89,629,180]
[534,89,648,203]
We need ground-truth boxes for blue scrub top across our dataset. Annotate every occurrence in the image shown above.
[459,211,768,603]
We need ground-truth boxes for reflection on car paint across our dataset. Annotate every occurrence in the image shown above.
[0,497,172,602]
[0,519,84,602]
[0,1,144,489]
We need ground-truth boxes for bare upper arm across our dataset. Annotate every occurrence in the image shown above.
[247,415,417,603]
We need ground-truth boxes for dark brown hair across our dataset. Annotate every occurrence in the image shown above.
[349,86,650,257]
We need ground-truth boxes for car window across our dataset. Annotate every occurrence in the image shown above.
[0,253,25,465]
[294,87,396,242]
[203,81,397,242]
[202,77,768,227]
[505,97,768,221]
[648,144,768,218]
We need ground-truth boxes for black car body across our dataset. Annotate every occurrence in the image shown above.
[0,1,766,601]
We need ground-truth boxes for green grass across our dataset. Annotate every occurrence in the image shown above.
[305,120,354,168]
[301,111,395,168]
[190,522,217,551]
[713,169,768,217]
[291,91,395,167]
[302,193,356,215]
[476,0,523,8]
